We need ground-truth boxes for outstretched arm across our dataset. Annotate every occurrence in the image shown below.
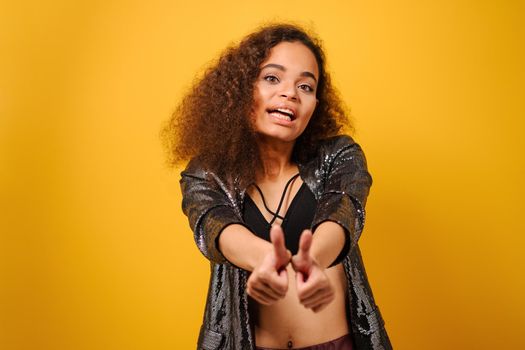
[290,136,372,311]
[180,159,291,303]
[311,136,373,265]
[309,221,346,268]
[217,224,273,271]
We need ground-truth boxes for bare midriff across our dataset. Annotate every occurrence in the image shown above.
[252,262,349,349]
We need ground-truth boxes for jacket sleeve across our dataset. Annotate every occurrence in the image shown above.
[311,135,373,264]
[179,158,245,265]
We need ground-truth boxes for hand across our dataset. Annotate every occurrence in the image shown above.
[291,229,335,313]
[246,225,292,305]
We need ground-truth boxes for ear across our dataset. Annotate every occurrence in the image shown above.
[316,99,319,106]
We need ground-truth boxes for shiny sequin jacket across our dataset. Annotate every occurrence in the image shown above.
[180,135,393,350]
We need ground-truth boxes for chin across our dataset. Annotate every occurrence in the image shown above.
[258,132,299,143]
[254,123,305,143]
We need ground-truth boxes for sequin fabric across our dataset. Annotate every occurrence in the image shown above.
[180,135,393,350]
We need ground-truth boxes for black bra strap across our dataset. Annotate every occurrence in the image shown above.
[252,173,300,225]
[253,185,285,220]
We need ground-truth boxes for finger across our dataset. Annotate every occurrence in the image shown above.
[249,269,288,297]
[246,288,273,305]
[247,281,285,300]
[274,267,289,294]
[246,284,275,304]
[286,249,292,262]
[252,282,284,300]
[297,274,329,300]
[311,299,332,313]
[264,277,288,297]
[291,254,309,273]
[295,270,305,289]
[300,286,329,304]
[298,229,313,259]
[256,279,286,298]
[302,289,334,308]
[310,294,335,313]
[296,275,317,300]
[248,272,286,298]
[292,231,313,276]
[270,224,290,266]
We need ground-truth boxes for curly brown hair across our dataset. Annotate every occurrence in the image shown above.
[161,22,353,188]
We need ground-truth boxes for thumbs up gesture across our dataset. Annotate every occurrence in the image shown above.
[291,230,335,313]
[246,225,292,305]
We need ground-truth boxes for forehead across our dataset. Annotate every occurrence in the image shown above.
[260,41,319,78]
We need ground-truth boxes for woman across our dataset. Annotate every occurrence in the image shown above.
[162,23,392,350]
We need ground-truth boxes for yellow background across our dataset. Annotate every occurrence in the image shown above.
[2,0,524,349]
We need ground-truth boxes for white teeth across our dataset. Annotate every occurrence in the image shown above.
[276,108,294,116]
[269,111,292,121]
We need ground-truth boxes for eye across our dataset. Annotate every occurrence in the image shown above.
[263,74,279,83]
[299,84,314,92]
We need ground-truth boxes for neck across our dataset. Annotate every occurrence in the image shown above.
[256,137,296,181]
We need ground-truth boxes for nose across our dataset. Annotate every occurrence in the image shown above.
[279,81,298,100]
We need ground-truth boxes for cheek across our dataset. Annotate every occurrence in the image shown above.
[249,105,267,131]
[298,102,317,131]
[250,89,265,116]
[304,100,318,118]
[247,107,261,128]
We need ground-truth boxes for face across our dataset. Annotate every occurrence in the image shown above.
[251,41,319,143]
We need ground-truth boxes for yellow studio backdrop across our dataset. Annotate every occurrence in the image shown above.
[1,0,524,349]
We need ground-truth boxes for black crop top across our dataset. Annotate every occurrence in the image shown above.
[242,174,315,255]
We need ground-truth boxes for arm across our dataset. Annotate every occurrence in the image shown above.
[311,135,373,263]
[180,159,290,304]
[218,224,272,271]
[179,158,247,265]
[291,136,373,311]
[309,221,346,269]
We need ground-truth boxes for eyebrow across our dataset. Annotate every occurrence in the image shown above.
[260,63,318,83]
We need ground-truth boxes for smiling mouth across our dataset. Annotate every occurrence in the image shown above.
[267,108,295,121]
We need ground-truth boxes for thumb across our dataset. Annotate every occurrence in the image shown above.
[298,229,313,259]
[291,230,313,274]
[270,224,290,268]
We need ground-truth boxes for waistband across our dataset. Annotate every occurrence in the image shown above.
[255,333,353,350]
